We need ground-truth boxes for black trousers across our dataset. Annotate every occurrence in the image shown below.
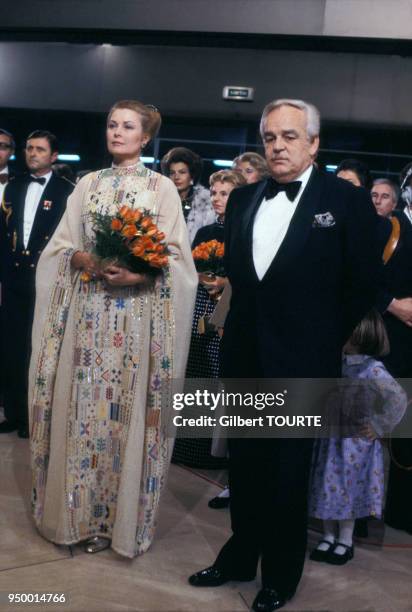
[2,279,35,429]
[215,437,313,594]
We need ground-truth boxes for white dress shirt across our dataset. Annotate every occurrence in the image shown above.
[252,165,313,280]
[23,171,52,248]
[0,165,9,201]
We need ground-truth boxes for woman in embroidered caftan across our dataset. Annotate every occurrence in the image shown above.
[29,100,197,558]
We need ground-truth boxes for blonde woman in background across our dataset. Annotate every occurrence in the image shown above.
[233,151,269,184]
[172,169,246,469]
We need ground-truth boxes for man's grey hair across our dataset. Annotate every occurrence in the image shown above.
[372,178,399,204]
[260,98,321,140]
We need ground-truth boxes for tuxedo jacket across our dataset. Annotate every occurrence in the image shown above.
[221,168,381,378]
[0,173,73,291]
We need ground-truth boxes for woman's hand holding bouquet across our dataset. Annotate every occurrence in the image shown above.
[74,205,169,287]
[192,239,226,298]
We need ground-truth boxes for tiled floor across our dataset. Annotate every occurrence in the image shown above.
[0,430,411,612]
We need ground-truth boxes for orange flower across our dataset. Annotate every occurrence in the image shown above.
[140,217,153,230]
[147,253,168,267]
[119,205,130,218]
[146,227,158,237]
[140,236,155,250]
[131,244,146,257]
[131,209,143,222]
[122,224,138,238]
[155,231,165,241]
[124,209,143,223]
[111,218,123,231]
[192,240,224,262]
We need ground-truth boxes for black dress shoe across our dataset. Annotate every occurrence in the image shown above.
[17,428,29,439]
[309,538,335,562]
[188,565,255,587]
[208,495,230,509]
[327,542,354,565]
[252,587,294,612]
[0,420,17,433]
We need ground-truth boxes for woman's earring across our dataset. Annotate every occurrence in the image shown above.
[190,179,194,185]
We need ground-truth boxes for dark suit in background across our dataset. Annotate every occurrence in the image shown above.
[216,170,380,595]
[376,211,412,534]
[0,174,73,432]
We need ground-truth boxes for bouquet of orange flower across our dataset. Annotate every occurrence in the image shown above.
[82,205,168,281]
[192,239,225,277]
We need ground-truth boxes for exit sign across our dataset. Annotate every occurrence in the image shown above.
[223,86,254,102]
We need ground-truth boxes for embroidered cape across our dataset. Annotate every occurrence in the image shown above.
[29,163,197,557]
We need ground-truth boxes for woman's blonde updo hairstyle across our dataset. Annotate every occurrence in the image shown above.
[209,169,246,189]
[108,100,162,141]
[233,152,270,179]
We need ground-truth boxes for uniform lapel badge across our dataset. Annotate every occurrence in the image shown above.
[43,200,53,210]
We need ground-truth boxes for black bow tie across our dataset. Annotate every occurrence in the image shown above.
[264,178,302,202]
[30,176,46,185]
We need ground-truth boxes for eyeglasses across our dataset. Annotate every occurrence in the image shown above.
[0,143,13,151]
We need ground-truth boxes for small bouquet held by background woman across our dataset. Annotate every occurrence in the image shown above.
[81,205,168,281]
[191,239,225,280]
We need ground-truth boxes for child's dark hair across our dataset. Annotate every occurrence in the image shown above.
[349,309,390,357]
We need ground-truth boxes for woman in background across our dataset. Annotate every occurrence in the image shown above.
[172,169,246,469]
[335,158,371,189]
[233,151,269,184]
[161,147,215,243]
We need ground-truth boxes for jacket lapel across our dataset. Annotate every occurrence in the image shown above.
[261,168,323,283]
[16,180,30,250]
[242,180,267,282]
[27,176,55,249]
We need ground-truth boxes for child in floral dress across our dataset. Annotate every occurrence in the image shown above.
[309,310,407,564]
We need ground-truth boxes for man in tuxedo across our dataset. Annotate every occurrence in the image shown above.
[372,172,412,535]
[371,178,399,219]
[0,130,73,438]
[189,99,380,611]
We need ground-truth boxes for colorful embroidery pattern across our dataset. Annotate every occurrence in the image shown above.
[31,164,175,554]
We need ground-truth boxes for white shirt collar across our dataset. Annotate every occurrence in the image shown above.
[0,165,9,175]
[294,164,313,196]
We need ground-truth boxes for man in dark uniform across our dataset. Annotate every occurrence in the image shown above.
[0,130,73,438]
[373,171,412,535]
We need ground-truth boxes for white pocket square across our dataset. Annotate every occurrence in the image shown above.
[312,212,336,228]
